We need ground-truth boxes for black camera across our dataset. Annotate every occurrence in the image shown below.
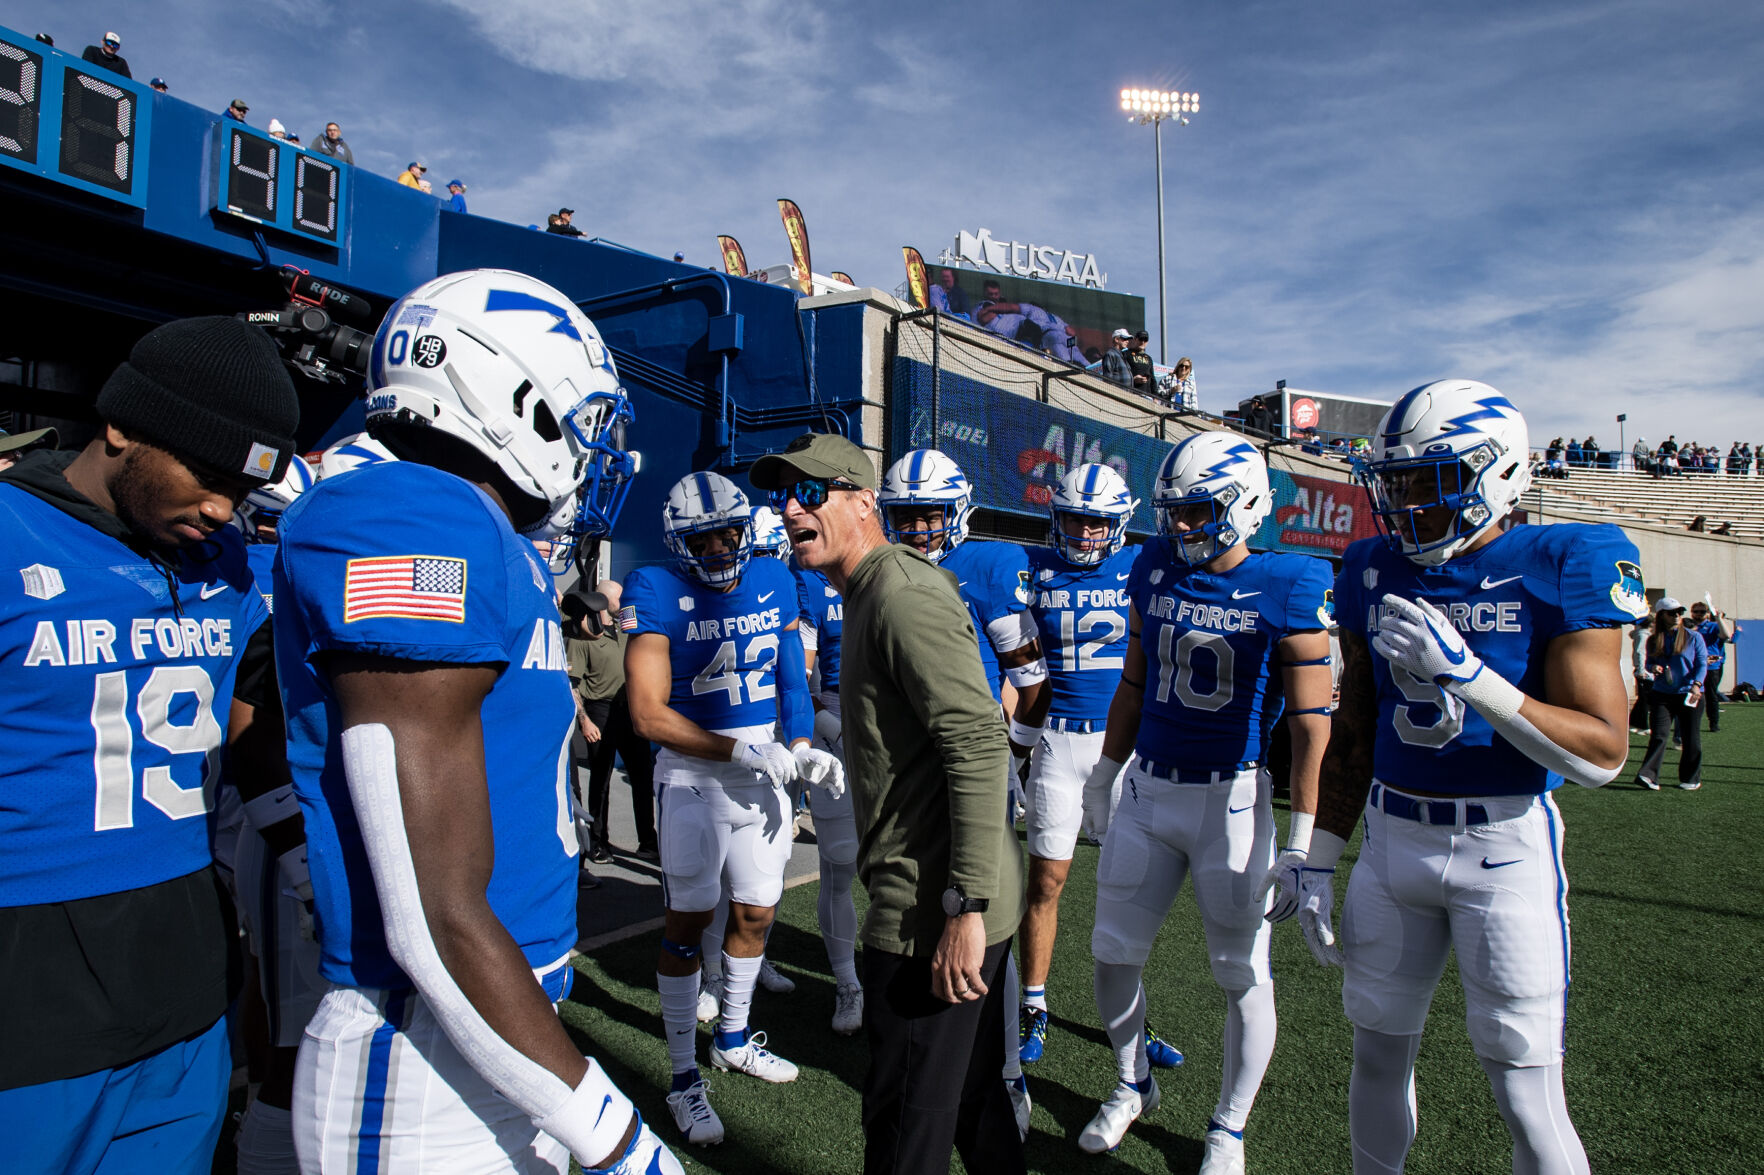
[240,266,375,385]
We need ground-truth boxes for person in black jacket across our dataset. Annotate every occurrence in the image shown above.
[81,31,132,77]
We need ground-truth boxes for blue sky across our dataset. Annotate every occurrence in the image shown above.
[19,0,1763,448]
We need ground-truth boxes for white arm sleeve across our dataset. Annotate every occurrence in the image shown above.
[340,724,633,1162]
[986,610,1039,656]
[1446,669,1622,788]
[799,622,819,654]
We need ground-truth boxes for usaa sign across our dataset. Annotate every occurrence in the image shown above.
[949,228,1106,289]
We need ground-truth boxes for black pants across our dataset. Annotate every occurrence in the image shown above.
[581,692,656,853]
[1638,690,1702,786]
[1628,679,1650,730]
[1705,672,1722,731]
[862,938,1025,1175]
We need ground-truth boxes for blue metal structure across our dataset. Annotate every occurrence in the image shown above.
[0,24,869,571]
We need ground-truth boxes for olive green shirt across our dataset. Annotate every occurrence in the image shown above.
[838,543,1024,956]
[566,629,626,704]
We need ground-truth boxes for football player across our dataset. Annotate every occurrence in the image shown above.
[1016,464,1184,1074]
[0,317,298,1172]
[879,448,1048,1136]
[1298,381,1636,1175]
[623,472,843,1146]
[229,456,330,1175]
[1078,433,1334,1173]
[273,270,672,1174]
[792,539,864,1034]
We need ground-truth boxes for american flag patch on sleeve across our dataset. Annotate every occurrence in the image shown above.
[619,604,638,632]
[344,556,468,623]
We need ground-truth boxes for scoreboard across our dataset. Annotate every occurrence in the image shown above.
[0,26,347,247]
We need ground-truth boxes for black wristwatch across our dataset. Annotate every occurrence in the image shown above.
[942,885,989,917]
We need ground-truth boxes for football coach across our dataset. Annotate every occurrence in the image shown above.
[751,433,1026,1175]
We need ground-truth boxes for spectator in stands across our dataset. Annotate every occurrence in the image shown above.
[1655,441,1681,476]
[397,160,428,189]
[1582,436,1600,467]
[1565,437,1582,467]
[267,119,289,140]
[224,98,250,124]
[312,122,353,164]
[929,268,971,317]
[1702,446,1719,474]
[81,31,131,78]
[1634,598,1706,790]
[445,179,468,213]
[1727,442,1745,474]
[1101,328,1133,389]
[1633,436,1652,474]
[1168,356,1198,413]
[1242,396,1277,438]
[548,207,585,237]
[0,426,58,472]
[1124,330,1154,393]
[149,77,168,93]
[1689,601,1737,732]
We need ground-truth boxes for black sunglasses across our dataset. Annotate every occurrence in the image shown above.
[768,478,861,512]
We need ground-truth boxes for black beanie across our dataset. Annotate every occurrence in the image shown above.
[97,317,300,483]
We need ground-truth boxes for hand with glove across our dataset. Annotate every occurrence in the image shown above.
[277,840,317,941]
[1373,594,1482,689]
[1293,830,1346,967]
[793,743,846,800]
[581,1112,684,1175]
[812,707,843,754]
[1256,849,1308,923]
[1082,754,1126,839]
[733,741,797,788]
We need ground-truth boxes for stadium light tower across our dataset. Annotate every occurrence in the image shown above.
[1121,87,1199,369]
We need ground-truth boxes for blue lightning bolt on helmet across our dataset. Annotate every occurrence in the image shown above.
[1359,379,1531,566]
[234,455,317,538]
[750,505,791,560]
[879,449,973,564]
[364,269,636,541]
[663,471,754,588]
[1153,431,1272,565]
[1048,462,1138,565]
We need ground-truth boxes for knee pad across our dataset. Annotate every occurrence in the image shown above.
[661,938,702,961]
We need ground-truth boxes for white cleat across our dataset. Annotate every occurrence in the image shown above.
[1007,1074,1031,1142]
[758,958,796,994]
[696,972,723,1023]
[666,1079,725,1146]
[1197,1125,1246,1175]
[710,1030,799,1083]
[831,982,864,1035]
[1078,1078,1159,1154]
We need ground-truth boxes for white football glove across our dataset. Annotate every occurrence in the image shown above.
[812,707,843,754]
[1372,594,1483,688]
[1296,867,1343,967]
[1256,849,1308,923]
[1082,755,1125,839]
[793,745,846,800]
[582,1112,685,1175]
[734,741,797,788]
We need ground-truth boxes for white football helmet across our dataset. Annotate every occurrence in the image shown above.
[750,505,790,561]
[235,456,317,537]
[1359,379,1530,566]
[878,449,973,564]
[364,269,636,540]
[664,472,754,588]
[1153,431,1271,565]
[316,432,396,480]
[1048,463,1138,565]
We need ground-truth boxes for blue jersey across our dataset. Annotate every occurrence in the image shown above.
[0,485,267,906]
[1130,542,1334,773]
[1027,544,1137,722]
[1336,523,1642,798]
[274,463,578,988]
[941,539,1034,703]
[796,567,844,699]
[622,556,800,733]
[245,541,277,611]
[1695,619,1727,668]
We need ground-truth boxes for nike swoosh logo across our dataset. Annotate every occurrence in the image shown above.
[1231,590,1261,600]
[758,591,774,602]
[958,580,970,587]
[1116,573,1130,581]
[1480,575,1522,590]
[1424,614,1469,664]
[1481,857,1522,869]
[199,582,228,600]
[1228,803,1255,814]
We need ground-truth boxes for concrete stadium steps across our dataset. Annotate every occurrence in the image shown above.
[1523,468,1764,541]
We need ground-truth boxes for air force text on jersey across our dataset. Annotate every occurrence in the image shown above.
[21,614,238,666]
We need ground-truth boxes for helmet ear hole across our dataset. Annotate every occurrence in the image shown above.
[532,399,562,443]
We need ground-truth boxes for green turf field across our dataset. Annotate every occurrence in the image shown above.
[562,704,1764,1174]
